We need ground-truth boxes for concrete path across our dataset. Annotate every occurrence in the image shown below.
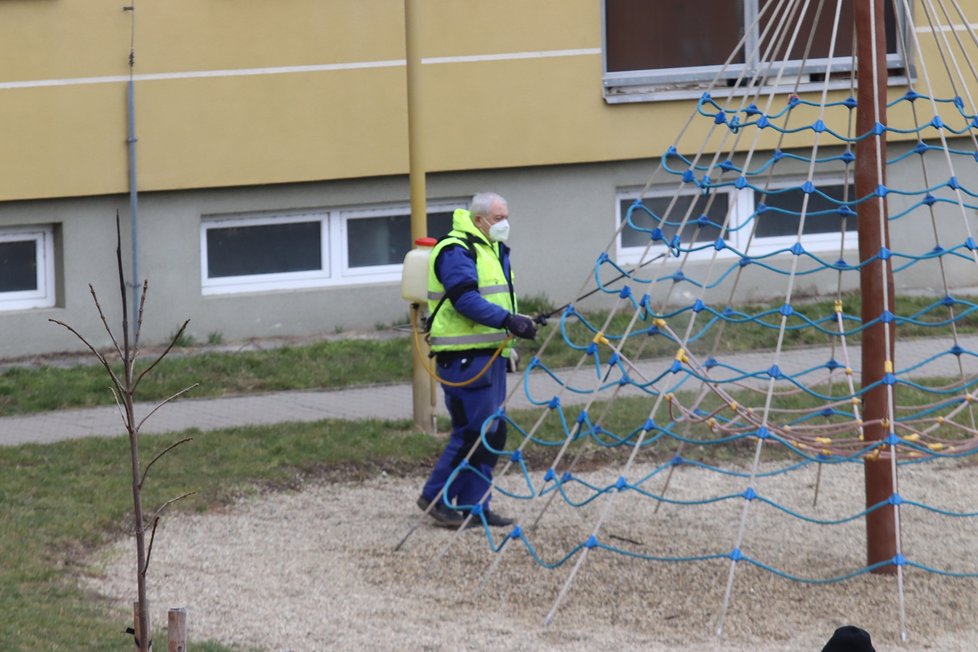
[2,334,977,446]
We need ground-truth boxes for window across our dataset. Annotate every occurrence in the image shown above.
[753,178,858,252]
[0,225,56,311]
[620,189,734,251]
[603,0,909,103]
[341,206,454,275]
[616,177,857,265]
[201,203,458,295]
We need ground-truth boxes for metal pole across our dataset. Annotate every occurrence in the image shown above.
[854,0,897,573]
[127,79,140,343]
[404,0,435,434]
[126,4,140,345]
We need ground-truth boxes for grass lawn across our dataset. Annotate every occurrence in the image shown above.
[2,293,976,418]
[0,419,441,651]
[0,338,414,417]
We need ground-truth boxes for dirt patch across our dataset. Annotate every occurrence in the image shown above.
[83,460,978,651]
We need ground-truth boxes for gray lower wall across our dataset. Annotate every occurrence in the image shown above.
[3,142,978,358]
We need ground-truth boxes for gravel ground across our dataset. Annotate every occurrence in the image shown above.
[84,458,978,651]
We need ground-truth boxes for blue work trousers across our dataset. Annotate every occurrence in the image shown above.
[421,351,508,510]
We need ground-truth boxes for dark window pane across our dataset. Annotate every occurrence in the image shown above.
[606,0,897,75]
[621,193,729,248]
[605,0,745,72]
[754,183,857,238]
[207,221,321,278]
[348,215,410,268]
[758,1,896,62]
[347,211,456,269]
[0,240,38,292]
[428,211,454,240]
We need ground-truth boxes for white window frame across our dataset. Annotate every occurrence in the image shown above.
[750,175,859,256]
[0,225,56,311]
[201,202,461,296]
[616,175,858,265]
[338,202,458,282]
[201,212,330,295]
[338,206,401,281]
[616,185,749,265]
[601,0,913,103]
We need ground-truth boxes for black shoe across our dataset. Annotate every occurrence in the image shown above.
[481,509,515,528]
[431,503,466,528]
[418,495,464,528]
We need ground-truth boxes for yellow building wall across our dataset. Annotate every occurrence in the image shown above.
[0,0,974,202]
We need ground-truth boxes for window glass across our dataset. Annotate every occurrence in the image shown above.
[206,221,321,278]
[201,204,462,295]
[620,192,729,248]
[758,2,897,62]
[603,0,904,100]
[346,210,455,269]
[347,214,409,268]
[0,226,56,310]
[428,211,454,240]
[0,239,38,292]
[754,182,856,238]
[616,178,857,265]
[605,0,745,73]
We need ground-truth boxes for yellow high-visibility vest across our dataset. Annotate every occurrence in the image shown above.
[427,209,516,356]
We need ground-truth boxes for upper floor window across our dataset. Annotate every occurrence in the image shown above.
[201,203,457,295]
[0,225,56,311]
[616,176,857,265]
[603,0,908,103]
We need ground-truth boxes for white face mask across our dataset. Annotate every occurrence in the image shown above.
[488,218,510,243]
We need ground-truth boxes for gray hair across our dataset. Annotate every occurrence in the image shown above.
[470,192,507,218]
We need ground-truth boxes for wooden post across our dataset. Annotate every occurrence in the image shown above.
[854,0,897,574]
[133,600,152,651]
[167,608,187,652]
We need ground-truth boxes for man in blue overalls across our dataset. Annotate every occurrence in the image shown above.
[417,192,537,528]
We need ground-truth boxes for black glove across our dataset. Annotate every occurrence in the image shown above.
[504,313,537,340]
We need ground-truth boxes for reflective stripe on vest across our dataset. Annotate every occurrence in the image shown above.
[428,331,509,347]
[427,284,510,302]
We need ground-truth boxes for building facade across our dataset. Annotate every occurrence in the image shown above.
[1,1,975,357]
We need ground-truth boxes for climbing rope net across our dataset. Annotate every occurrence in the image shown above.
[408,0,978,640]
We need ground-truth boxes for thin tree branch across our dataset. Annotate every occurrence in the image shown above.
[115,213,131,365]
[132,279,149,366]
[139,437,194,490]
[133,319,191,392]
[149,492,196,527]
[48,319,125,394]
[135,382,200,434]
[141,516,159,577]
[89,283,125,361]
[109,385,137,436]
[142,492,196,575]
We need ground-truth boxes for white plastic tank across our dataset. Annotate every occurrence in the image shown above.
[401,237,437,303]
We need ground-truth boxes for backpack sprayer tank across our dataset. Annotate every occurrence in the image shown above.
[401,237,437,304]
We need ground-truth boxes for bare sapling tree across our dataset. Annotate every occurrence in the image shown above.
[50,213,198,651]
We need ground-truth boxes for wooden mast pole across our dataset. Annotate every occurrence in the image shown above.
[854,0,897,573]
